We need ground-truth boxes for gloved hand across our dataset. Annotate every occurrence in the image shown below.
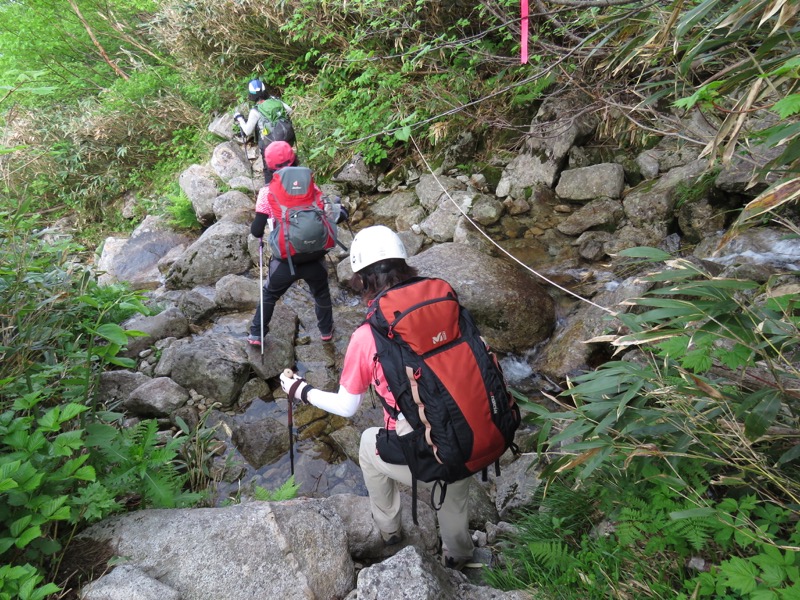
[233,112,244,123]
[336,205,349,224]
[280,369,313,404]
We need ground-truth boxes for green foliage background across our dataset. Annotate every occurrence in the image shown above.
[2,0,797,240]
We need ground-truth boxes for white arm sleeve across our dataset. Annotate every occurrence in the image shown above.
[240,108,260,137]
[305,385,362,418]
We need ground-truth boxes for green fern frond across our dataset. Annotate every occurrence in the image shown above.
[665,517,713,552]
[252,476,300,502]
[527,540,577,572]
[616,518,645,547]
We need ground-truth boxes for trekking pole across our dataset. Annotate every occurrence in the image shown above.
[283,368,296,476]
[259,240,265,356]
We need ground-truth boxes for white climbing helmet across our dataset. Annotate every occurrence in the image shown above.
[349,225,408,273]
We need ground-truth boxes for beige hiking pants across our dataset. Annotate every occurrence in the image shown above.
[358,426,474,561]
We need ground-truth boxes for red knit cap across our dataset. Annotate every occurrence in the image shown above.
[264,141,296,170]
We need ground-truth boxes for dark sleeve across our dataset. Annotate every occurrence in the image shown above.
[251,213,269,238]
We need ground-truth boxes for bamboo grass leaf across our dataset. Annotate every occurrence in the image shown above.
[777,443,800,465]
[675,0,720,38]
[743,394,782,440]
[616,247,673,261]
[759,0,789,26]
[718,179,800,247]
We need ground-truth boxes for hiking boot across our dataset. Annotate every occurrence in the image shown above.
[380,530,403,546]
[442,554,471,571]
[320,326,334,342]
[247,334,262,346]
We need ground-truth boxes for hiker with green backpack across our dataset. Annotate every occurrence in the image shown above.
[233,78,296,183]
[279,225,521,571]
[247,141,348,347]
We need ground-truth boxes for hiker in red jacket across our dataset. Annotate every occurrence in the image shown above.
[280,225,475,571]
[248,141,337,346]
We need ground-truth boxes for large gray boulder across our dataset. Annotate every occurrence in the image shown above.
[555,163,625,201]
[96,370,152,407]
[623,159,708,228]
[161,332,250,407]
[209,141,250,183]
[536,275,653,380]
[165,220,251,289]
[496,96,597,197]
[208,113,235,140]
[332,153,378,192]
[97,217,193,290]
[370,190,419,226]
[80,565,181,600]
[213,189,253,223]
[230,413,290,468]
[122,307,190,358]
[322,493,438,560]
[246,303,297,381]
[470,193,505,226]
[419,190,474,243]
[214,274,260,310]
[414,174,465,211]
[124,377,190,418]
[74,501,354,600]
[179,164,219,226]
[556,198,624,237]
[409,243,555,352]
[353,545,532,600]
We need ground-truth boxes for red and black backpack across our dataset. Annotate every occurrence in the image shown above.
[267,166,338,274]
[366,277,521,522]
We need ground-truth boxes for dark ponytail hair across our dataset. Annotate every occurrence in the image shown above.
[349,258,417,301]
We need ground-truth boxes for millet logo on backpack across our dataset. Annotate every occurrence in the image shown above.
[432,331,447,344]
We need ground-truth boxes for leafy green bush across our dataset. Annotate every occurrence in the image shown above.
[530,247,799,485]
[162,183,201,230]
[84,419,203,511]
[2,68,228,232]
[0,210,202,598]
[502,245,800,598]
[486,467,800,599]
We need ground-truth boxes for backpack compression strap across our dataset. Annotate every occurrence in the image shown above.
[405,365,443,465]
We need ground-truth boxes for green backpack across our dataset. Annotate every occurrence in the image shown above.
[256,98,295,150]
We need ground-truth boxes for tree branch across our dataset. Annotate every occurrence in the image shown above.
[67,0,129,80]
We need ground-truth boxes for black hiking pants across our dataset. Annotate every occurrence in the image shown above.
[250,256,333,337]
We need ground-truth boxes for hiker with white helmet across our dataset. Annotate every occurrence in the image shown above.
[280,225,520,571]
[233,78,296,183]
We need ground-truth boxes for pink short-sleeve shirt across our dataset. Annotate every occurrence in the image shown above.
[339,322,399,429]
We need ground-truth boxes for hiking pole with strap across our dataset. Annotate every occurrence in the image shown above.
[283,368,296,476]
[259,239,265,356]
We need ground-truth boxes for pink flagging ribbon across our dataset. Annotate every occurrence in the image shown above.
[521,0,529,64]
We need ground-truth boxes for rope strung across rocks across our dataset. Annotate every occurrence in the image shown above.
[411,135,618,316]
